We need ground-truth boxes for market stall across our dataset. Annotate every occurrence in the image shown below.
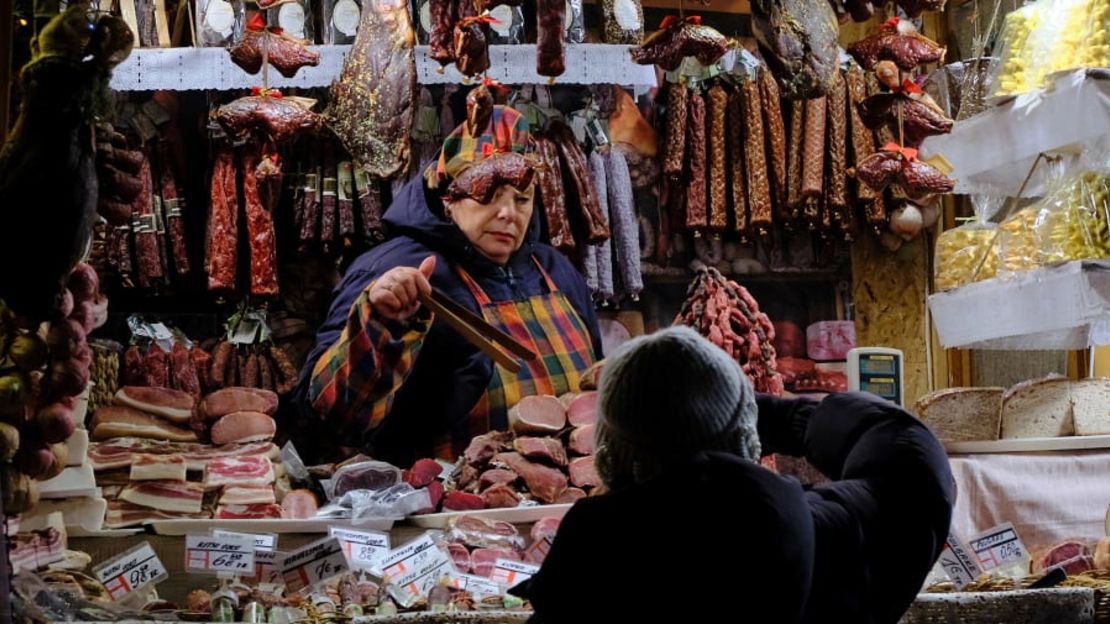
[12,0,1105,620]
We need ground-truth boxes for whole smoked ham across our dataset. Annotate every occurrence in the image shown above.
[119,480,204,513]
[282,489,319,519]
[210,411,277,445]
[91,406,199,442]
[114,386,195,424]
[751,0,839,99]
[326,0,416,179]
[203,387,279,420]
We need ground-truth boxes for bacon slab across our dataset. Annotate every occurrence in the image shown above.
[104,500,211,528]
[89,438,279,471]
[215,503,282,519]
[119,480,205,513]
[204,456,275,488]
[129,454,187,481]
[219,485,276,506]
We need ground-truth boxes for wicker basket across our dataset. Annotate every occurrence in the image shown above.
[353,611,530,623]
[900,588,1095,624]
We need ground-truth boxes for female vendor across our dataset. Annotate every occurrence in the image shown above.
[295,95,602,466]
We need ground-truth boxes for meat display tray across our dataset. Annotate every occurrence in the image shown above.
[945,434,1110,454]
[148,516,396,535]
[407,504,572,529]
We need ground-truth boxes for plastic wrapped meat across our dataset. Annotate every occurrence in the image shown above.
[332,460,402,497]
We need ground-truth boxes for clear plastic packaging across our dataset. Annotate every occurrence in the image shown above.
[487,4,525,44]
[323,0,362,44]
[445,514,525,550]
[268,0,314,42]
[332,460,402,498]
[998,158,1110,277]
[197,0,245,47]
[934,193,1005,291]
[341,483,432,521]
[601,0,643,44]
[565,0,585,44]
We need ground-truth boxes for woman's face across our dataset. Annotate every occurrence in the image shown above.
[447,183,535,264]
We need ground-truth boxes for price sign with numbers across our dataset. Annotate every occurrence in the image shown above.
[212,529,277,552]
[448,571,503,597]
[93,542,168,602]
[380,534,452,608]
[279,537,349,593]
[967,522,1029,572]
[185,534,255,575]
[329,527,390,571]
[489,559,540,589]
[938,534,982,589]
[247,550,284,585]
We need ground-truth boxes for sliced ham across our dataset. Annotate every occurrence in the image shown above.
[91,406,199,442]
[88,438,278,471]
[280,489,318,519]
[203,456,275,488]
[566,392,597,427]
[569,456,602,489]
[201,387,279,420]
[448,543,472,573]
[219,485,277,505]
[555,487,586,504]
[481,484,521,509]
[119,480,205,513]
[105,500,211,528]
[471,548,521,578]
[215,503,282,519]
[442,491,486,511]
[508,396,567,436]
[478,468,518,490]
[115,386,196,424]
[463,431,512,466]
[568,424,595,455]
[209,411,276,445]
[512,437,568,467]
[494,452,568,504]
[129,454,187,481]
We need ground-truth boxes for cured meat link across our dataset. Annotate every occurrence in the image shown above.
[684,90,708,230]
[663,83,688,177]
[207,150,238,291]
[549,122,610,243]
[758,69,788,220]
[534,133,575,252]
[727,90,750,235]
[536,0,567,77]
[706,84,729,232]
[825,74,849,214]
[800,95,826,228]
[742,79,772,235]
[242,145,280,296]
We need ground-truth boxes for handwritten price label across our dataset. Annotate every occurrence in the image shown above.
[212,529,277,552]
[329,527,390,572]
[489,559,540,589]
[248,550,284,585]
[185,534,255,575]
[967,522,1029,572]
[279,537,349,593]
[938,534,982,590]
[448,571,503,597]
[380,534,452,608]
[93,542,168,602]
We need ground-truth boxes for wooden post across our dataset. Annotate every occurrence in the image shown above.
[0,0,14,147]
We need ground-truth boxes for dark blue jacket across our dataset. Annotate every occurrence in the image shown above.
[293,175,602,466]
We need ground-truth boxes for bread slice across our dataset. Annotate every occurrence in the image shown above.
[1001,377,1073,439]
[1071,378,1110,436]
[912,387,1004,442]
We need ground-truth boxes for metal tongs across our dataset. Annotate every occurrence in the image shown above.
[418,288,536,373]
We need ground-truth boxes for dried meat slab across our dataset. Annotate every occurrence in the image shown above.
[326,0,416,179]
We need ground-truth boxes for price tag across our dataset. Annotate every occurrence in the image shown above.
[523,535,553,563]
[489,559,540,588]
[329,527,390,571]
[379,534,453,608]
[248,550,284,585]
[93,542,168,602]
[185,534,255,575]
[938,534,982,590]
[279,537,349,593]
[212,529,277,552]
[448,571,504,597]
[967,522,1029,572]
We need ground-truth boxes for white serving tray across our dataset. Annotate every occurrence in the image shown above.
[407,504,572,529]
[945,434,1110,454]
[148,516,396,535]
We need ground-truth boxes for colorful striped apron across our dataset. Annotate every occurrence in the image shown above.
[433,258,597,459]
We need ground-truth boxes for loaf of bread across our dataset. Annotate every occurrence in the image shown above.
[912,387,1004,442]
[1070,378,1110,436]
[1000,377,1074,439]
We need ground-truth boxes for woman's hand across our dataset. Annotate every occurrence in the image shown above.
[367,256,436,321]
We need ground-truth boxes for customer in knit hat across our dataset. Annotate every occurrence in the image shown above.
[594,326,760,488]
[516,329,955,624]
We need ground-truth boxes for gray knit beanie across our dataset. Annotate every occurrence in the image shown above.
[594,326,760,489]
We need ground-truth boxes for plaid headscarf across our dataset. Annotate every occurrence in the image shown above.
[425,104,531,191]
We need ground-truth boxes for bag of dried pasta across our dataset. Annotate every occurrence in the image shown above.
[934,193,1005,291]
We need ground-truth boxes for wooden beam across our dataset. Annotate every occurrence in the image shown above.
[0,0,13,146]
